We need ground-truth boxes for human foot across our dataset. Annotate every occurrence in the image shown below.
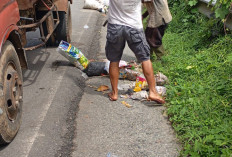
[148,93,165,104]
[108,92,118,101]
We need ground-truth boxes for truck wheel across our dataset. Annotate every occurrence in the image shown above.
[0,41,23,145]
[56,3,72,43]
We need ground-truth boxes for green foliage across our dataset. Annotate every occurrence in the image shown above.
[215,6,229,19]
[152,1,232,156]
[188,0,198,7]
[178,0,232,20]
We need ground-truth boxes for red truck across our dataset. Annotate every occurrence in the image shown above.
[0,0,72,144]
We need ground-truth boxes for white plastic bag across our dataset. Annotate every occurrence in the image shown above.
[83,0,103,10]
[155,86,167,96]
[104,60,128,74]
[96,0,109,6]
[102,0,109,6]
[155,72,168,86]
[131,91,148,100]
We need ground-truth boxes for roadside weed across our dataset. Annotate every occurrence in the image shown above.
[151,1,232,156]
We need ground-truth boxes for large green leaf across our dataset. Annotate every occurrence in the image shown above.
[215,6,229,19]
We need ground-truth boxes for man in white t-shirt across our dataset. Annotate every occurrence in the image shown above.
[105,0,165,104]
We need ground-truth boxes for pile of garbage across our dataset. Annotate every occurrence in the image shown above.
[57,41,168,102]
[83,0,109,13]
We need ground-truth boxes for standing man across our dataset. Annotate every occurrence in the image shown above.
[143,0,172,60]
[105,0,165,104]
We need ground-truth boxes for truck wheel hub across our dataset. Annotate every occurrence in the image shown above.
[4,64,22,121]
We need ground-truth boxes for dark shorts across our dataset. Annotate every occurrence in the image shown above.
[105,23,150,62]
[145,24,168,48]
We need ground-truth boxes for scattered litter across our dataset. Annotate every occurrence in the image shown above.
[133,86,142,92]
[121,101,132,108]
[83,0,108,13]
[117,82,134,91]
[57,41,89,70]
[97,85,109,92]
[119,60,128,67]
[124,88,134,96]
[134,75,148,92]
[84,24,89,29]
[83,0,103,10]
[80,59,168,100]
[119,69,139,81]
[156,86,167,96]
[104,61,110,73]
[104,60,128,74]
[98,0,109,6]
[162,110,168,118]
[186,65,194,70]
[120,95,128,98]
[155,72,168,86]
[87,84,98,89]
[98,5,108,13]
[107,152,118,157]
[131,91,148,100]
[83,62,106,76]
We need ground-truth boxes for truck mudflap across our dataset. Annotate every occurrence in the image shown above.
[18,4,60,51]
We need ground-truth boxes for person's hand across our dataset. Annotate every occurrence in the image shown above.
[142,0,152,3]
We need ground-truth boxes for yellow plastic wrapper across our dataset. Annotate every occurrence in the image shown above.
[134,76,148,92]
[57,40,89,69]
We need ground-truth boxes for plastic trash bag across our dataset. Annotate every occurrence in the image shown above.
[97,0,109,6]
[155,86,167,96]
[83,0,103,10]
[57,40,89,70]
[155,72,168,86]
[117,82,135,91]
[131,91,148,100]
[83,62,106,76]
[119,69,139,81]
[134,75,148,92]
[57,41,89,70]
[104,60,128,74]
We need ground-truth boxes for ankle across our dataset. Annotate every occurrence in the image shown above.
[149,89,158,96]
[112,90,118,95]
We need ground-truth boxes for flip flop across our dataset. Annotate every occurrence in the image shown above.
[108,92,117,101]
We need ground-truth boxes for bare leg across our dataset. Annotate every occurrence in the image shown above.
[142,60,165,104]
[108,61,119,101]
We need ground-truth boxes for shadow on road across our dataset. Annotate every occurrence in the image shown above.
[23,48,50,87]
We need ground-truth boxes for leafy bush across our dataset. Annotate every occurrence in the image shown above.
[152,0,232,156]
[186,0,232,19]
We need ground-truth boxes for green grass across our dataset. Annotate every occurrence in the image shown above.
[150,1,232,156]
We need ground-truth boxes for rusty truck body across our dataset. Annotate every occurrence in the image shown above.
[0,0,72,144]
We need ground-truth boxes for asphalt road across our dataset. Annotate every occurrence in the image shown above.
[0,1,100,156]
[0,1,180,157]
[72,1,180,157]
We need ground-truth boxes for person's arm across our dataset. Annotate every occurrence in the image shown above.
[142,0,151,19]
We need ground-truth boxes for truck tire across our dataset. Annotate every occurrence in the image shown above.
[0,41,23,145]
[56,3,72,43]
